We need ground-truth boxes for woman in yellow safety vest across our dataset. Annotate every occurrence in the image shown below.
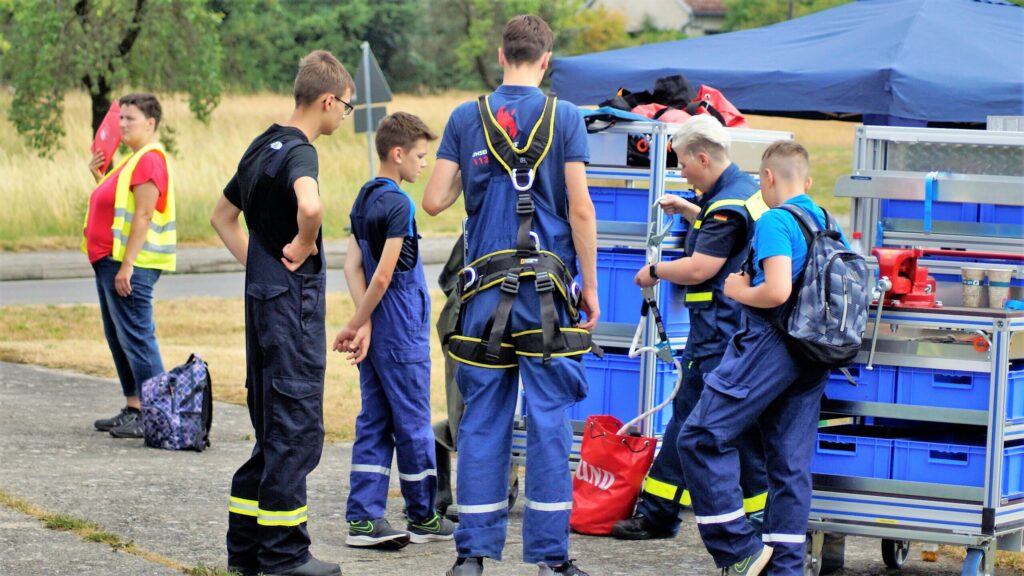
[82,92,175,439]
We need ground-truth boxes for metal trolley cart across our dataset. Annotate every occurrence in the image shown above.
[511,120,793,463]
[806,126,1024,576]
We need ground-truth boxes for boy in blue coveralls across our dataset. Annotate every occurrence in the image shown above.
[212,50,352,576]
[422,14,599,576]
[679,141,848,576]
[333,112,457,550]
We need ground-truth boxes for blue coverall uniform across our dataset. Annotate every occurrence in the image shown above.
[436,86,590,564]
[636,163,769,532]
[680,194,843,575]
[345,178,437,523]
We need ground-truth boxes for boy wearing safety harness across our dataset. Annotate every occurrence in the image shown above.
[333,112,456,549]
[679,141,847,576]
[422,14,599,576]
[211,50,352,576]
[615,115,768,541]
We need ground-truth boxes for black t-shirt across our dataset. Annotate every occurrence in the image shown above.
[350,178,419,272]
[223,125,320,267]
[692,212,746,259]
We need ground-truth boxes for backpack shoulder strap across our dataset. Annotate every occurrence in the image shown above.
[776,204,818,250]
[264,138,311,179]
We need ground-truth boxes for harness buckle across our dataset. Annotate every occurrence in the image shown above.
[535,271,555,293]
[500,272,521,295]
[511,169,535,192]
[516,192,535,215]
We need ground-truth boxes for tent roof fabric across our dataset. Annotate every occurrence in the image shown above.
[551,0,1024,123]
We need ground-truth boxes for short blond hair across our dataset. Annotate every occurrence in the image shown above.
[293,50,355,107]
[761,140,810,181]
[671,115,730,162]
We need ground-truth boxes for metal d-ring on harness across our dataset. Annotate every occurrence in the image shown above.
[621,200,684,434]
[445,95,599,368]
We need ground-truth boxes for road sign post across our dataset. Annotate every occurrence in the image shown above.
[354,42,394,179]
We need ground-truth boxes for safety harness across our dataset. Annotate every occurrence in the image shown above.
[447,95,598,367]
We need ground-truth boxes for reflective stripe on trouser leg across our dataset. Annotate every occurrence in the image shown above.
[678,314,799,568]
[454,357,517,561]
[758,354,829,576]
[346,355,396,521]
[519,353,584,564]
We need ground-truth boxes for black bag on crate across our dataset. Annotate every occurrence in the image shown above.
[627,133,678,168]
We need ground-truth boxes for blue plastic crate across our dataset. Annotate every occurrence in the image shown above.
[880,199,979,222]
[574,351,678,436]
[589,187,695,235]
[896,367,990,412]
[979,204,1024,227]
[825,364,897,403]
[594,248,690,337]
[892,440,1024,498]
[1010,366,1024,424]
[811,433,892,479]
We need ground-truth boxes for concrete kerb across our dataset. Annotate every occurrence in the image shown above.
[0,236,461,282]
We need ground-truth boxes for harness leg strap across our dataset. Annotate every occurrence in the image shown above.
[484,271,520,362]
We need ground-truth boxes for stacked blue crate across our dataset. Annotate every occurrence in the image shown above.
[574,352,678,435]
[894,364,1024,421]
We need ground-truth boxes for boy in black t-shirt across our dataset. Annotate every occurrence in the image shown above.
[333,112,456,549]
[211,50,354,576]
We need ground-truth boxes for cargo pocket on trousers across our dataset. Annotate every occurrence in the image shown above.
[269,377,323,444]
[246,283,290,344]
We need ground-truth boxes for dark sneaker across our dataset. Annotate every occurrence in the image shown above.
[227,565,259,576]
[407,511,456,543]
[108,411,143,438]
[722,545,773,576]
[345,518,410,549]
[265,556,341,576]
[94,407,138,432]
[539,559,589,576]
[446,557,483,576]
[610,513,675,540]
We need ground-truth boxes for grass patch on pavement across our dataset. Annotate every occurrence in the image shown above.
[0,292,451,441]
[44,514,98,532]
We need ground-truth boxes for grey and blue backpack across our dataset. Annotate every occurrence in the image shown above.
[775,204,870,368]
[141,354,213,452]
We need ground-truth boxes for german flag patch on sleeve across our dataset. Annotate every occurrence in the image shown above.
[712,213,730,222]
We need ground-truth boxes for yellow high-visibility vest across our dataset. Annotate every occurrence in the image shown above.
[81,143,176,271]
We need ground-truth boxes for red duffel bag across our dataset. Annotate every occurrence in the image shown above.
[570,415,656,535]
[689,84,750,128]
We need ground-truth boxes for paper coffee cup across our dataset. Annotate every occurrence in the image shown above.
[987,268,1013,309]
[961,267,985,307]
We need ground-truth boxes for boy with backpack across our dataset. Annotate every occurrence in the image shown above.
[211,50,352,576]
[422,14,598,576]
[333,112,456,550]
[678,141,865,576]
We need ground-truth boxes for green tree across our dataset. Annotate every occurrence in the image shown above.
[723,0,850,31]
[3,0,223,155]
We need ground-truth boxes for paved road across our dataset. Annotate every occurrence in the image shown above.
[0,265,445,306]
[0,361,978,575]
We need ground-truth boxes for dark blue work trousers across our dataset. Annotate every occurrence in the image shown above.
[680,312,827,575]
[227,235,327,575]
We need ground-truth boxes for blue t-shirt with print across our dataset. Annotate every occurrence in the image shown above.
[751,194,849,286]
[436,85,589,223]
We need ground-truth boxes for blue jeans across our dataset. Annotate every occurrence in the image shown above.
[92,257,164,398]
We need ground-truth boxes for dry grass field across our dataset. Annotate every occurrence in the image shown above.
[0,90,856,250]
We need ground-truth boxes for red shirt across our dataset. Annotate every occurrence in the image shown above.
[85,151,169,263]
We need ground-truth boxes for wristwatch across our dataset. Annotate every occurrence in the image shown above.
[649,263,659,280]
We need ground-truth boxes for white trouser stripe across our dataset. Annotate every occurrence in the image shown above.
[694,507,746,525]
[762,533,806,544]
[523,498,573,512]
[351,464,391,476]
[457,500,508,514]
[398,469,437,482]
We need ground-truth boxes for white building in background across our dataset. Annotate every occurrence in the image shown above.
[585,0,727,37]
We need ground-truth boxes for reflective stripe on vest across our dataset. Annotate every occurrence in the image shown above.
[692,191,768,230]
[82,143,176,271]
[685,291,713,303]
[644,476,766,512]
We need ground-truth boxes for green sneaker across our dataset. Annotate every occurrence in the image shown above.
[345,518,410,549]
[722,545,773,576]
[406,511,456,543]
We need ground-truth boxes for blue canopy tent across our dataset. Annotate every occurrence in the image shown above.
[551,0,1024,125]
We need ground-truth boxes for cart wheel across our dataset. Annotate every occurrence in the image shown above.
[820,533,846,575]
[881,539,910,569]
[960,548,984,576]
[804,531,824,576]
